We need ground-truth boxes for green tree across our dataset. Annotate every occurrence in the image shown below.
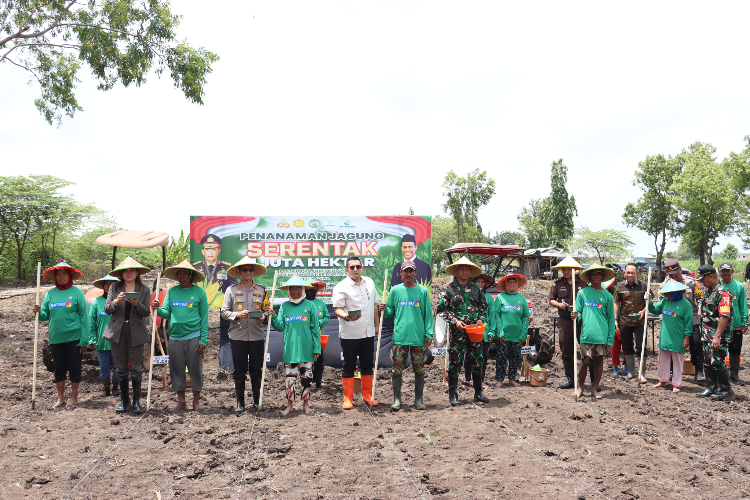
[547,160,577,246]
[1,1,219,125]
[623,154,681,281]
[517,198,550,248]
[568,227,634,264]
[441,169,496,242]
[488,230,527,247]
[431,215,456,274]
[721,243,738,261]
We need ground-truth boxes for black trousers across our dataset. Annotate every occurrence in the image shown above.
[689,324,703,366]
[230,339,265,383]
[465,341,490,381]
[729,328,744,356]
[313,354,325,385]
[50,341,82,383]
[341,337,375,378]
[620,324,646,357]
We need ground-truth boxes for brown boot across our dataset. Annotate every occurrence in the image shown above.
[342,377,354,409]
[361,374,378,406]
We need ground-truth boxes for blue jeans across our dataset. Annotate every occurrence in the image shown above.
[97,350,119,381]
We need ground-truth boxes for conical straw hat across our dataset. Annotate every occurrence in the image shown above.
[111,256,150,277]
[552,256,585,270]
[93,274,120,289]
[279,274,312,290]
[42,260,83,281]
[659,279,687,294]
[445,256,483,279]
[498,273,527,291]
[580,263,616,283]
[163,261,205,283]
[227,256,268,279]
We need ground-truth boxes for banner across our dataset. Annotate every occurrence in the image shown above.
[189,215,432,308]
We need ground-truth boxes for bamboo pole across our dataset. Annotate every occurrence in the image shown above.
[370,270,389,408]
[31,262,41,410]
[572,271,579,401]
[146,271,162,411]
[257,271,279,413]
[638,270,653,388]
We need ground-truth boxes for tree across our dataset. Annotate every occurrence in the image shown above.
[623,154,681,281]
[1,1,219,125]
[547,160,577,246]
[441,169,496,241]
[431,215,457,274]
[487,230,527,247]
[568,227,634,264]
[517,198,550,248]
[721,243,738,261]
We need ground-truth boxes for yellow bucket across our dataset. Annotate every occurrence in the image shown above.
[530,367,549,387]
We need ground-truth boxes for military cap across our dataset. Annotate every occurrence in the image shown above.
[664,259,681,275]
[200,234,221,246]
[696,264,717,281]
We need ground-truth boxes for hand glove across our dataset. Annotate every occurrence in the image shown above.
[643,292,651,302]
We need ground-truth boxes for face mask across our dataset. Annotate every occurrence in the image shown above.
[668,292,684,302]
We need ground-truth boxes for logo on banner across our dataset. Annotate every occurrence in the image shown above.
[277,220,290,228]
[172,302,193,308]
[663,310,676,317]
[286,315,308,322]
[502,305,521,311]
[309,219,322,228]
[584,301,603,309]
[398,301,420,307]
[293,219,305,228]
[51,302,72,308]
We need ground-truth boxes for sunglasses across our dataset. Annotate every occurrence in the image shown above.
[239,268,255,273]
[348,265,362,270]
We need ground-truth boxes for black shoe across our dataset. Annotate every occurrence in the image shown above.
[235,380,246,414]
[448,375,461,406]
[252,401,266,411]
[131,379,143,414]
[712,369,733,400]
[696,367,716,398]
[472,373,489,403]
[559,361,574,389]
[695,365,705,382]
[729,354,741,383]
[101,377,111,397]
[112,380,120,397]
[115,379,130,413]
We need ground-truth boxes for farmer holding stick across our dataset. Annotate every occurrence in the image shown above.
[571,263,616,399]
[436,256,489,406]
[32,260,92,409]
[379,261,433,411]
[548,256,586,389]
[268,274,321,415]
[332,256,381,409]
[152,261,209,412]
[104,257,152,414]
[220,256,271,414]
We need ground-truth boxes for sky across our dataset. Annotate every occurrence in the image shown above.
[2,1,750,257]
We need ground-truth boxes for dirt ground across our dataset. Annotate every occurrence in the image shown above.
[3,281,750,499]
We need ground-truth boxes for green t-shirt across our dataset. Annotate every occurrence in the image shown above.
[649,297,692,353]
[384,284,434,346]
[271,299,321,363]
[88,295,113,351]
[723,279,748,329]
[310,298,331,332]
[38,286,91,345]
[493,292,530,343]
[576,286,616,346]
[156,285,209,345]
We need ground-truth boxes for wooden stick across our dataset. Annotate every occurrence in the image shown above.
[257,270,279,413]
[31,262,41,410]
[522,334,531,381]
[370,269,389,408]
[146,271,162,411]
[638,270,653,388]
[443,314,450,383]
[572,270,579,401]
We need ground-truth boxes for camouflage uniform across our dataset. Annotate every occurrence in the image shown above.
[437,278,488,376]
[391,345,427,377]
[700,282,732,371]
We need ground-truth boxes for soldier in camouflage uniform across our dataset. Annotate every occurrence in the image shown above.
[695,265,733,400]
[437,256,489,406]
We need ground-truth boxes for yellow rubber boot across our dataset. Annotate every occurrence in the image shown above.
[342,377,354,409]
[361,374,378,406]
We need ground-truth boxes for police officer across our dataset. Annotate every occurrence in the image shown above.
[695,265,733,400]
[192,234,234,292]
[548,256,586,389]
[718,262,747,382]
[660,259,705,381]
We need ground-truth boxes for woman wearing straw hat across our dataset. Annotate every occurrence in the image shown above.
[88,274,121,398]
[104,257,152,414]
[306,282,330,390]
[572,263,616,399]
[220,256,271,414]
[489,274,530,387]
[269,274,321,415]
[648,280,692,392]
[436,256,489,406]
[153,261,209,412]
[32,260,92,408]
[463,274,495,389]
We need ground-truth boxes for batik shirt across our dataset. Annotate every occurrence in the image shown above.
[700,282,732,341]
[436,278,488,332]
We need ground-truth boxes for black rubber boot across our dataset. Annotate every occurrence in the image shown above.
[131,379,143,414]
[729,354,741,383]
[391,374,402,411]
[251,377,264,411]
[696,367,716,398]
[448,375,460,406]
[559,361,575,389]
[473,372,489,403]
[712,369,733,400]
[414,373,426,410]
[115,379,130,413]
[694,363,705,382]
[235,380,246,414]
[101,377,111,397]
[112,378,120,397]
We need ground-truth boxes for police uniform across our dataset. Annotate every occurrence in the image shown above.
[548,276,586,387]
[696,265,733,400]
